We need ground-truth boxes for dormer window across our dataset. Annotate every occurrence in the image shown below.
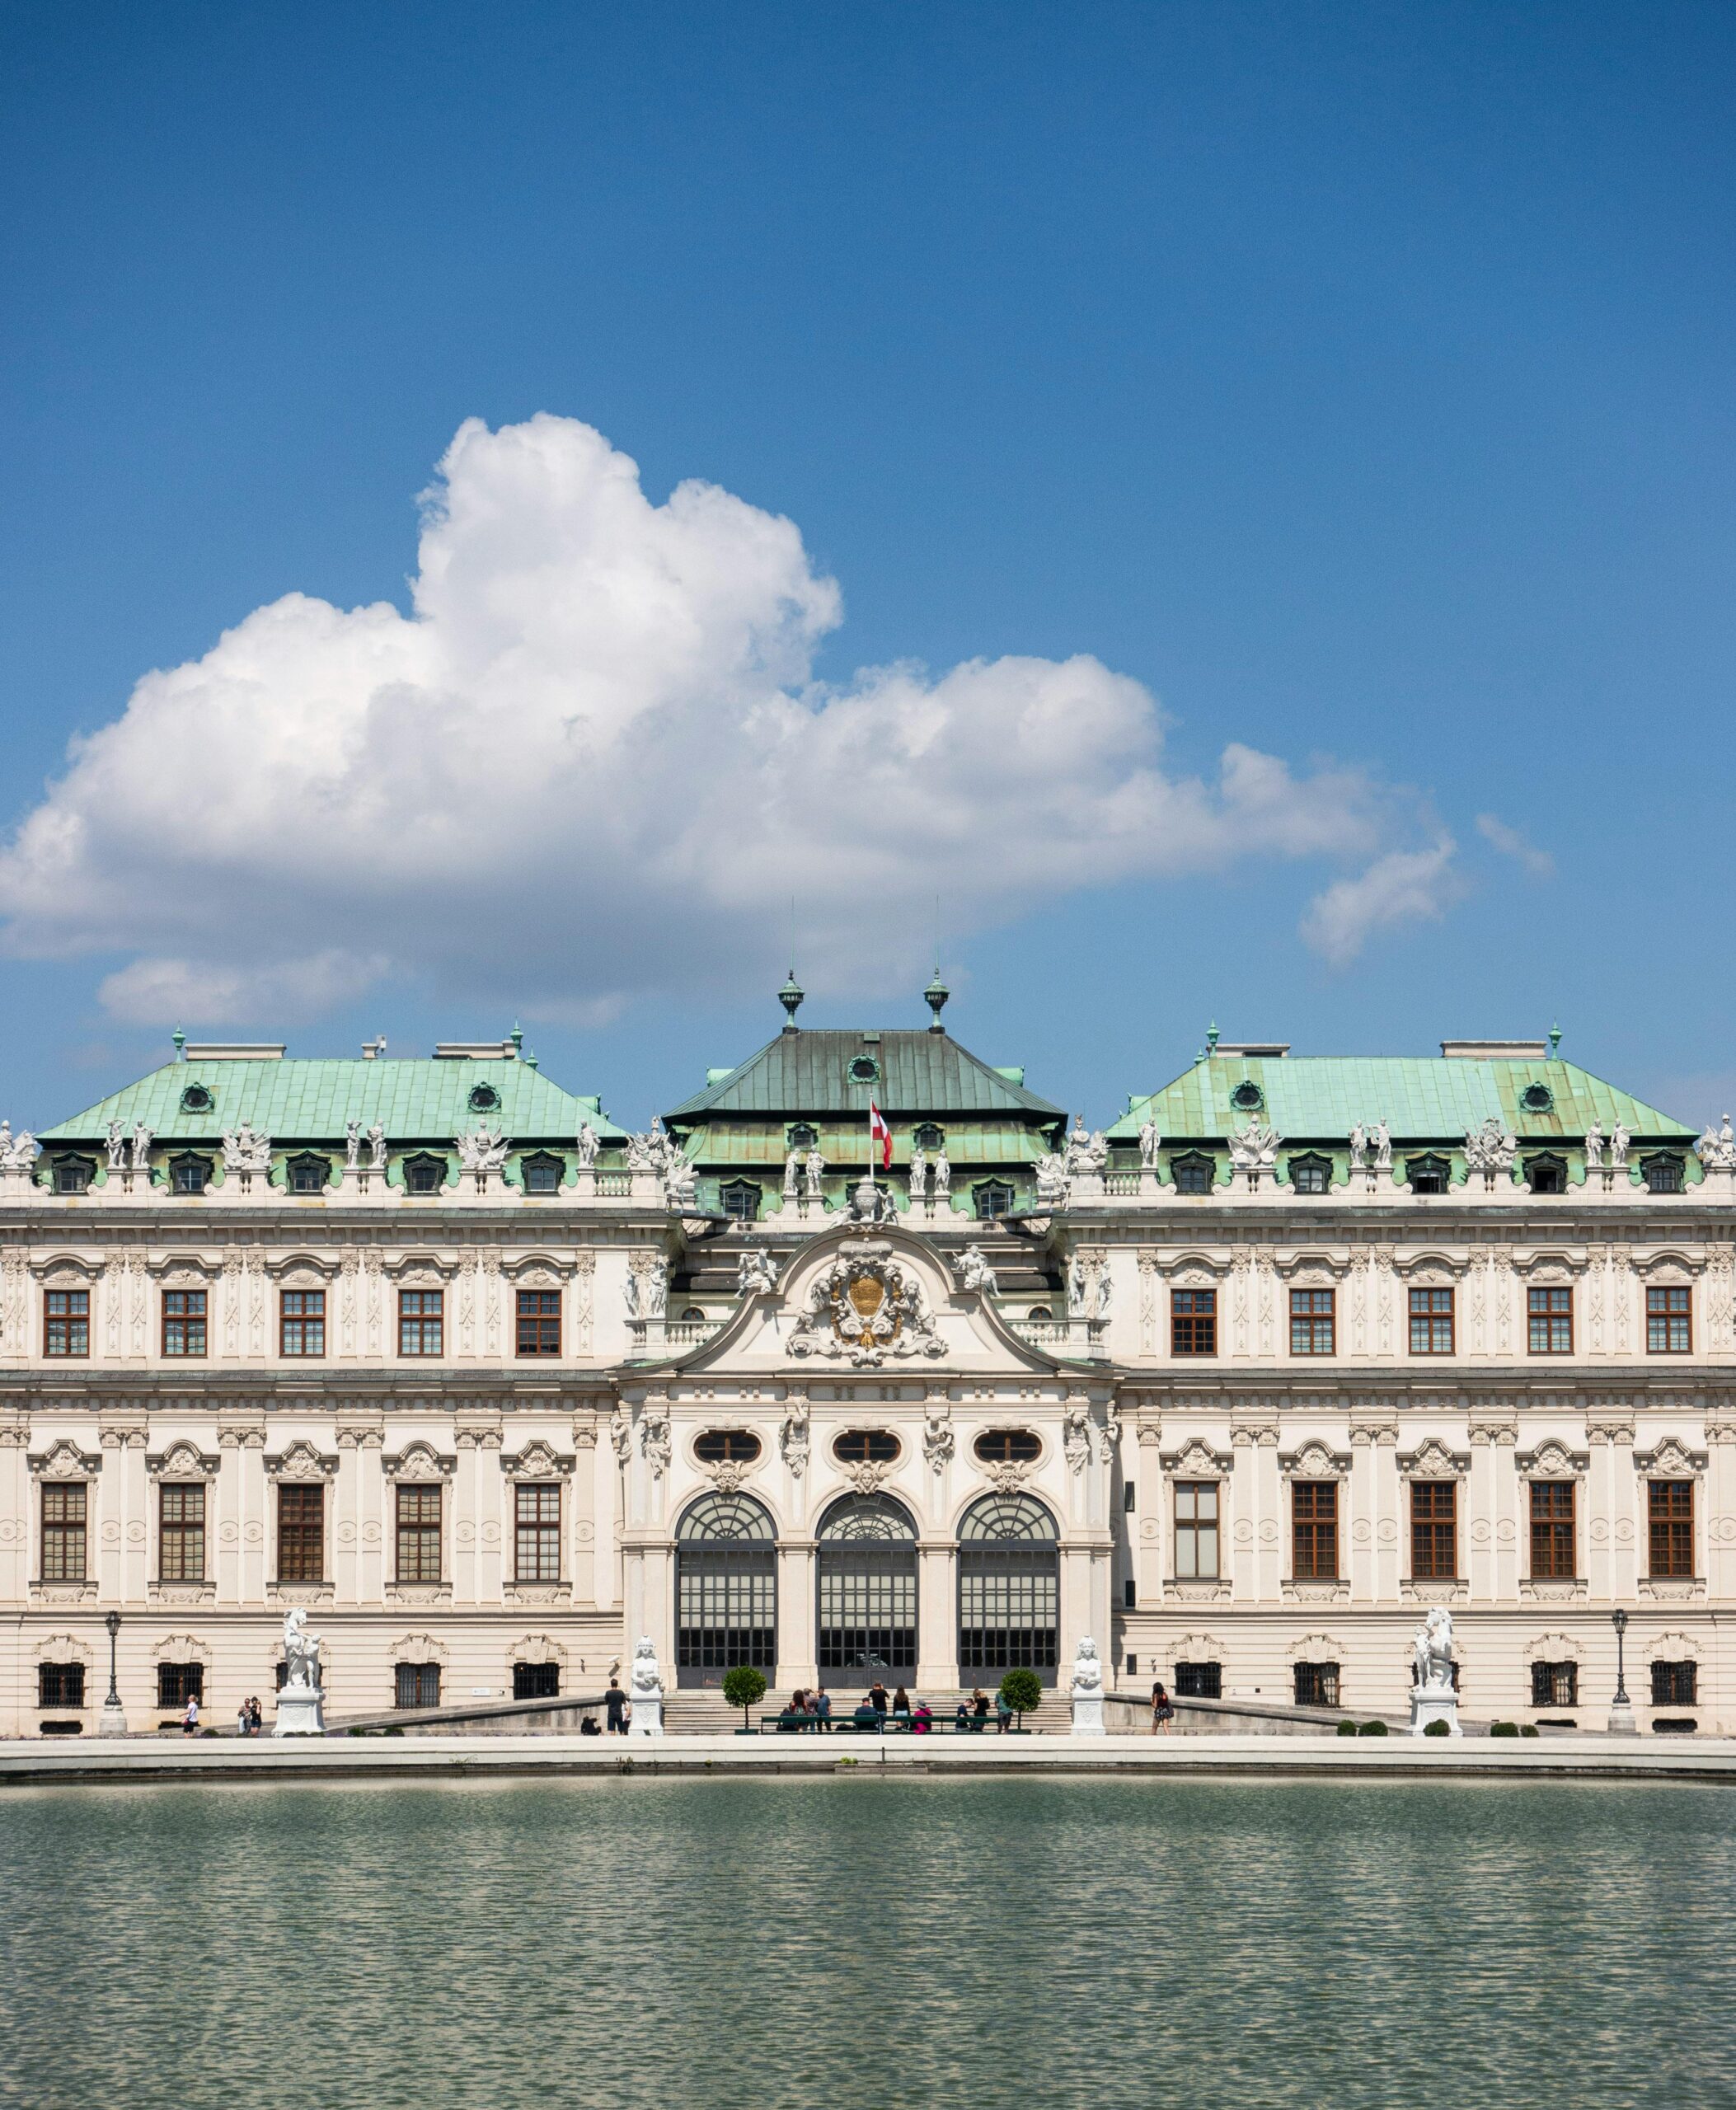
[168,1152,212,1195]
[787,1123,819,1151]
[1526,1154,1567,1195]
[1520,1083,1555,1115]
[1641,1154,1684,1195]
[913,1123,945,1153]
[1171,1152,1215,1195]
[52,1156,95,1196]
[179,1083,214,1114]
[1288,1153,1331,1195]
[847,1056,880,1086]
[1406,1154,1450,1196]
[720,1179,761,1223]
[467,1083,500,1114]
[520,1151,563,1194]
[974,1181,1014,1221]
[402,1152,446,1196]
[1230,1081,1264,1113]
[287,1153,329,1195]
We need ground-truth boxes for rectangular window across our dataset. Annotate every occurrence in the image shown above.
[41,1484,87,1582]
[399,1289,443,1358]
[514,1483,561,1582]
[1291,1481,1339,1581]
[162,1289,207,1358]
[1529,1480,1576,1579]
[1289,1287,1335,1356]
[1173,1480,1220,1580]
[1294,1661,1340,1708]
[44,1290,89,1358]
[514,1661,561,1700]
[38,1662,86,1709]
[1171,1289,1217,1357]
[515,1290,561,1358]
[280,1290,326,1358]
[395,1662,441,1710]
[1527,1286,1574,1355]
[277,1484,325,1584]
[159,1484,205,1582]
[1650,1660,1696,1706]
[1648,1480,1694,1579]
[157,1662,204,1709]
[1645,1286,1691,1354]
[396,1484,442,1582]
[1408,1287,1453,1356]
[1410,1479,1457,1581]
[1174,1660,1222,1700]
[1531,1660,1577,1709]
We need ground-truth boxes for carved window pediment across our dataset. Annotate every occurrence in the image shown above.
[28,1437,102,1479]
[1160,1437,1234,1477]
[146,1440,219,1481]
[1388,1249,1468,1282]
[1275,1251,1349,1284]
[383,1254,458,1287]
[1630,1250,1705,1281]
[32,1629,95,1667]
[265,1252,340,1287]
[389,1630,448,1665]
[1635,1437,1706,1478]
[1523,1629,1584,1664]
[1516,1439,1588,1480]
[500,1254,574,1287]
[149,1256,220,1287]
[1512,1249,1588,1280]
[1163,1253,1230,1286]
[1279,1439,1350,1481]
[265,1440,338,1482]
[1399,1437,1469,1479]
[151,1629,214,1667]
[382,1440,456,1482]
[1286,1629,1348,1662]
[500,1440,574,1479]
[33,1254,101,1287]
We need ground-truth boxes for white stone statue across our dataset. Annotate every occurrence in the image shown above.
[959,1244,998,1296]
[1695,1116,1736,1171]
[345,1119,362,1172]
[1070,1634,1106,1735]
[1583,1119,1604,1172]
[931,1149,950,1198]
[105,1120,127,1172]
[630,1259,667,1320]
[1610,1120,1630,1170]
[1407,1605,1462,1737]
[1035,1151,1070,1207]
[1463,1116,1518,1184]
[1090,1264,1113,1321]
[782,1147,801,1198]
[576,1122,598,1170]
[5,1127,40,1175]
[737,1247,778,1296]
[221,1123,273,1183]
[1063,1397,1091,1475]
[274,1606,326,1736]
[780,1393,810,1478]
[1372,1118,1392,1171]
[908,1146,927,1200]
[455,1124,509,1176]
[1229,1120,1280,1174]
[366,1122,386,1171]
[664,1152,698,1208]
[131,1122,153,1175]
[1067,1249,1086,1312]
[627,1634,664,1737]
[1138,1119,1161,1170]
[804,1149,826,1200]
[922,1399,955,1474]
[1349,1123,1366,1172]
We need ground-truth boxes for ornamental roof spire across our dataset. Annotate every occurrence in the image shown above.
[924,968,950,1032]
[778,972,805,1030]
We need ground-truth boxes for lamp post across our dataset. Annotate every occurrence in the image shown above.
[98,1609,128,1737]
[1607,1607,1636,1736]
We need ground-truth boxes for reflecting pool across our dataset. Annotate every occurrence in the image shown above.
[2,1776,1730,2108]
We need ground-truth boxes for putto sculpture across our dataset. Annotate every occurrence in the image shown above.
[737,1247,779,1296]
[787,1242,945,1367]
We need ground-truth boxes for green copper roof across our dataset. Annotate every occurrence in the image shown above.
[41,1059,622,1144]
[664,1030,1066,1123]
[1110,1057,1693,1144]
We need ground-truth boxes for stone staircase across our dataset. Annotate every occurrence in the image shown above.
[661,1685,1073,1735]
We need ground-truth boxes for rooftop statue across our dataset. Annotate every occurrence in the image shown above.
[1610,1121,1630,1169]
[958,1244,998,1296]
[221,1123,273,1178]
[345,1119,362,1172]
[1463,1116,1517,1178]
[804,1149,827,1199]
[1696,1116,1736,1171]
[1584,1119,1604,1171]
[106,1120,127,1171]
[931,1149,950,1198]
[367,1122,387,1171]
[131,1121,153,1173]
[1138,1118,1161,1170]
[455,1124,509,1175]
[1229,1119,1280,1173]
[575,1122,598,1170]
[737,1247,778,1296]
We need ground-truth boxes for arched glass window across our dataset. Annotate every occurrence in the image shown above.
[1642,1154,1684,1195]
[816,1493,917,1676]
[833,1430,900,1465]
[675,1492,777,1689]
[168,1153,212,1195]
[1288,1153,1332,1195]
[958,1492,1059,1683]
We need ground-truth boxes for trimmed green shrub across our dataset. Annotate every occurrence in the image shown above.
[1358,1719,1389,1736]
[1336,1719,1358,1737]
[1423,1718,1450,1737]
[722,1664,768,1729]
[1490,1721,1519,1737]
[999,1668,1043,1724]
[1520,1723,1541,1738]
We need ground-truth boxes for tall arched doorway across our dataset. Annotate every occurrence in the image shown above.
[958,1493,1061,1685]
[816,1493,918,1682]
[675,1492,777,1689]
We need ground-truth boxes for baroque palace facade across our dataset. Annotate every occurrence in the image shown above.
[2,986,1732,1736]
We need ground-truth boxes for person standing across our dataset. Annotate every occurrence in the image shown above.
[181,1695,200,1736]
[868,1681,889,1722]
[1151,1681,1175,1735]
[605,1677,631,1734]
[236,1700,250,1737]
[249,1695,264,1736]
[814,1688,832,1733]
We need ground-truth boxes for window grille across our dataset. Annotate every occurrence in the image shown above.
[157,1662,204,1708]
[1531,1660,1577,1707]
[956,1493,1058,1681]
[39,1662,86,1709]
[1650,1660,1696,1705]
[1175,1661,1221,1700]
[1293,1662,1340,1708]
[395,1662,441,1710]
[513,1662,560,1700]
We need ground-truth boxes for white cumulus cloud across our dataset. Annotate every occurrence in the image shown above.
[0,415,1456,1023]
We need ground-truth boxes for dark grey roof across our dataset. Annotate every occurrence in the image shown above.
[664,1030,1065,1123]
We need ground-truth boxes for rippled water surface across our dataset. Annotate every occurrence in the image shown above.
[2,1775,1732,2108]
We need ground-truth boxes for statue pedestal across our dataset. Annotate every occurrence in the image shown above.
[1407,1687,1462,1737]
[1607,1700,1639,1736]
[274,1682,326,1737]
[627,1690,664,1737]
[98,1699,128,1737]
[1070,1688,1105,1736]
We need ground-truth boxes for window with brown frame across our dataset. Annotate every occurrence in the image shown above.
[1174,1481,1220,1579]
[1293,1661,1340,1708]
[277,1484,324,1584]
[38,1662,85,1709]
[1171,1289,1217,1357]
[514,1484,561,1582]
[396,1662,440,1709]
[159,1484,206,1582]
[44,1290,89,1358]
[694,1429,763,1465]
[1648,1480,1694,1579]
[1291,1481,1339,1581]
[41,1484,87,1582]
[157,1662,204,1709]
[1289,1287,1335,1355]
[515,1290,561,1358]
[399,1289,443,1357]
[1650,1660,1696,1705]
[1531,1660,1577,1708]
[833,1429,900,1464]
[1408,1287,1453,1356]
[514,1662,560,1700]
[1529,1480,1576,1579]
[1645,1286,1691,1354]
[1527,1286,1573,1355]
[280,1290,326,1358]
[162,1289,207,1357]
[973,1428,1041,1465]
[1410,1480,1457,1581]
[396,1484,442,1582]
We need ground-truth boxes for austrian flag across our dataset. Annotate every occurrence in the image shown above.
[868,1101,893,1170]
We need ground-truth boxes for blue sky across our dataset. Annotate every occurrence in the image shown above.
[2,2,1732,1131]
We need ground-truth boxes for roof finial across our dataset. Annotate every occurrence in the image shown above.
[778,971,805,1029]
[510,1022,524,1055]
[1206,1020,1220,1057]
[172,1027,186,1063]
[525,1047,539,1070]
[924,967,950,1032]
[1548,1020,1561,1057]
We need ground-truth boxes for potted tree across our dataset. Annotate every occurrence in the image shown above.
[998,1668,1043,1732]
[721,1663,768,1733]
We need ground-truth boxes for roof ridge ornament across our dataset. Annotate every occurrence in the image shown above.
[778,972,805,1029]
[924,968,950,1032]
